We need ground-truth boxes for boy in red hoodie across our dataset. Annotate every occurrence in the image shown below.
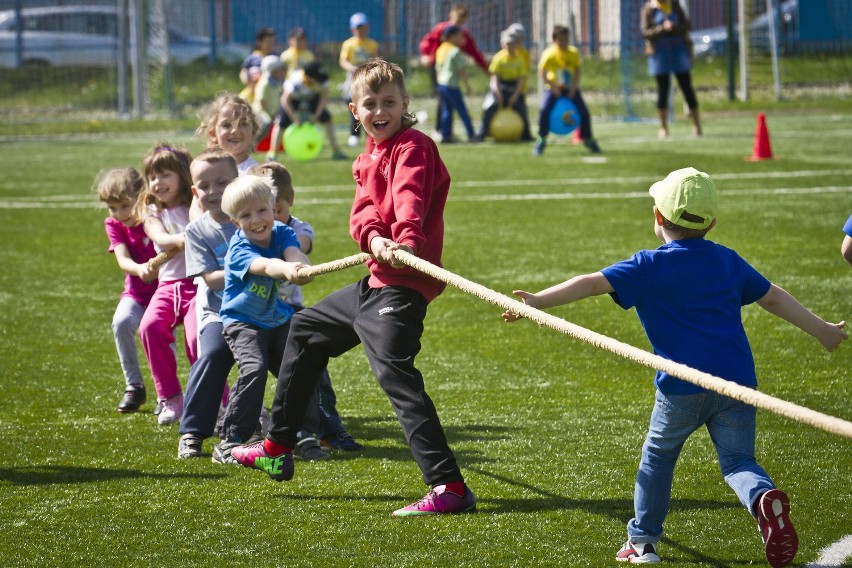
[232,58,476,517]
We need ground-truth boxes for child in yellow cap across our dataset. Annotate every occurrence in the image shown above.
[503,167,847,567]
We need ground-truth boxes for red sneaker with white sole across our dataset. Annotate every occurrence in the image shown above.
[757,489,798,568]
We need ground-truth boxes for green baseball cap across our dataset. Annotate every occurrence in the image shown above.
[649,167,717,229]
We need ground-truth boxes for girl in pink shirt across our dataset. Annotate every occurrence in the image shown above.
[135,143,198,425]
[96,167,158,413]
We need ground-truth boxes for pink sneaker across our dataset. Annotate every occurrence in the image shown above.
[392,484,476,517]
[230,440,294,482]
[757,489,798,568]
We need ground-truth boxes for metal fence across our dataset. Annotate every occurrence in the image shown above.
[1,0,850,124]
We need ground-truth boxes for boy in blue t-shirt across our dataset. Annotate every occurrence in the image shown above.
[216,175,313,454]
[503,167,847,567]
[841,213,852,267]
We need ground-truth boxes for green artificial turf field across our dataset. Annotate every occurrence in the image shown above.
[0,109,850,567]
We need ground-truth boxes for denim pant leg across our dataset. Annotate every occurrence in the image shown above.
[707,395,774,515]
[570,89,594,140]
[628,391,706,543]
[538,90,558,138]
[316,369,345,438]
[437,85,455,140]
[112,296,146,388]
[180,321,234,438]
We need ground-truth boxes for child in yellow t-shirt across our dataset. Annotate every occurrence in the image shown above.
[338,12,379,148]
[279,27,315,80]
[479,28,532,141]
[535,25,600,156]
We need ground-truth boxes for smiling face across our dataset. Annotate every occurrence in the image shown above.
[232,195,275,248]
[106,198,136,227]
[147,169,182,209]
[191,159,236,222]
[349,82,409,145]
[211,103,255,164]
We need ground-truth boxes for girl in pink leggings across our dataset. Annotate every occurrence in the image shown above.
[135,143,198,425]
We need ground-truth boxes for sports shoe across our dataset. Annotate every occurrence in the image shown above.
[117,386,146,413]
[177,433,203,459]
[347,134,360,147]
[211,439,241,465]
[392,484,476,517]
[331,150,348,160]
[757,489,798,568]
[615,540,661,563]
[584,138,602,154]
[321,431,363,452]
[153,400,163,416]
[157,394,183,425]
[294,437,330,461]
[231,440,294,481]
[533,137,546,156]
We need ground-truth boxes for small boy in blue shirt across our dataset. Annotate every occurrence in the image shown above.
[216,175,313,459]
[503,167,847,567]
[841,213,852,267]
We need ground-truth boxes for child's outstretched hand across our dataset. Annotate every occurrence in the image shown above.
[817,320,847,352]
[502,290,538,322]
[284,261,314,286]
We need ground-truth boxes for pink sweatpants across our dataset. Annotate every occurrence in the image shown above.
[139,278,198,400]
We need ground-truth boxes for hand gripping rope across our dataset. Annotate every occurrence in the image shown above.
[147,248,178,270]
[299,250,852,440]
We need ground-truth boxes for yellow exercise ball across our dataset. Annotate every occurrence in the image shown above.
[488,108,524,142]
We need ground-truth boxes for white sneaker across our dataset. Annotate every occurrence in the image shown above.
[347,135,360,147]
[157,394,183,425]
[616,540,660,563]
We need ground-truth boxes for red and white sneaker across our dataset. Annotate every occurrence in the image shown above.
[757,489,798,568]
[392,484,476,517]
[616,540,660,563]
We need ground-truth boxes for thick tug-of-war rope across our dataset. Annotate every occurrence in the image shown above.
[305,250,852,440]
[296,252,371,278]
[147,248,178,270]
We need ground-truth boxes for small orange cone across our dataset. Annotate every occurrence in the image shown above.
[747,113,773,161]
[571,128,585,144]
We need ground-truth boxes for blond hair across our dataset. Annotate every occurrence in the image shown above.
[94,167,143,204]
[349,59,417,129]
[247,161,294,205]
[196,92,259,145]
[221,175,274,219]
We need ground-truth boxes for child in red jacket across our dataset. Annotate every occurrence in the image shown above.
[232,58,475,516]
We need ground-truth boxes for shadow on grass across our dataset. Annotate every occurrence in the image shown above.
[470,466,753,567]
[0,465,226,486]
[468,466,739,517]
[336,415,515,465]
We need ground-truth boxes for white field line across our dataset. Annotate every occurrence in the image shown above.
[2,170,850,209]
[806,534,852,568]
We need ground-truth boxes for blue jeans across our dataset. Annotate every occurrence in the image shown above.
[179,321,233,438]
[437,84,475,141]
[628,390,775,543]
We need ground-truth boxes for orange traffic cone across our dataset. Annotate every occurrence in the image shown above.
[747,113,773,161]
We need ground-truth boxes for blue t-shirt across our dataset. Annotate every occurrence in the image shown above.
[220,222,300,329]
[600,238,771,395]
[843,213,852,237]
